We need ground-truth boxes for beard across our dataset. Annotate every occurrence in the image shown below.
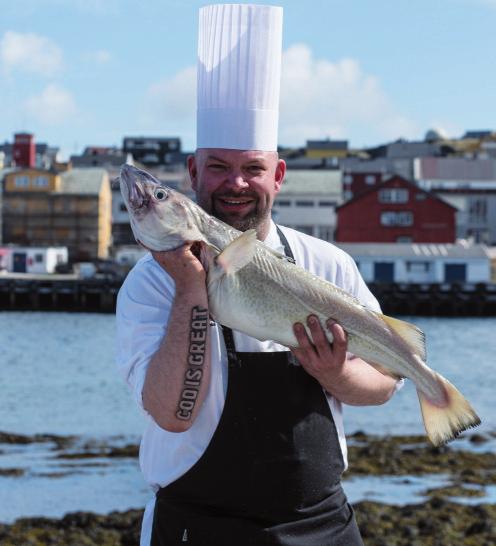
[211,200,272,235]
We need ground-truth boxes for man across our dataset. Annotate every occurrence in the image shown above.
[116,5,400,545]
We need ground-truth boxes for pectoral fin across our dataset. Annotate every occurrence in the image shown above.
[216,229,258,275]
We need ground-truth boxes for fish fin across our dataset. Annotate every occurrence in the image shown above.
[216,230,258,275]
[418,374,481,446]
[380,314,426,361]
[368,361,404,381]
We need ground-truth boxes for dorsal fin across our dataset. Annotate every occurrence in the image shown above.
[215,230,258,275]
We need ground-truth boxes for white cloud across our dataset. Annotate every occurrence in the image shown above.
[83,49,112,64]
[144,66,197,124]
[140,43,417,147]
[279,44,418,146]
[0,31,63,77]
[24,84,77,124]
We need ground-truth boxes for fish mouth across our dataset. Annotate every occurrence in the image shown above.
[120,164,157,211]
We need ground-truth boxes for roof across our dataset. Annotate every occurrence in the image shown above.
[336,175,457,211]
[58,168,107,194]
[279,170,342,196]
[306,140,348,150]
[336,242,489,260]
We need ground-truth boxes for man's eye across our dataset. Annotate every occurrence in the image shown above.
[247,166,263,174]
[208,164,227,171]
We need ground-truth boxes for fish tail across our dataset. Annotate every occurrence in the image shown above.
[417,375,481,446]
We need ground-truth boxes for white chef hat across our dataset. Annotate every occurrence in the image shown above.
[196,4,283,152]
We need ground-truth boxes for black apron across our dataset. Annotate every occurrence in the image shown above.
[151,227,363,546]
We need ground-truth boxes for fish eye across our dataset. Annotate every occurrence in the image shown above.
[154,188,168,201]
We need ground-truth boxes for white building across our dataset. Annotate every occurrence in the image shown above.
[273,170,342,241]
[1,246,68,274]
[337,242,491,284]
[413,157,496,244]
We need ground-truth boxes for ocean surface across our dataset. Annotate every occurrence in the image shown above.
[1,312,495,522]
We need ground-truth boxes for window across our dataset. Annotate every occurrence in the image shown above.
[469,198,487,223]
[378,188,409,203]
[415,192,427,201]
[15,175,29,188]
[34,176,49,187]
[343,174,352,183]
[295,225,314,235]
[35,253,43,263]
[317,225,333,241]
[396,235,413,243]
[295,200,314,207]
[365,175,376,185]
[318,201,335,207]
[274,200,291,207]
[406,261,430,273]
[380,211,413,226]
[119,203,128,212]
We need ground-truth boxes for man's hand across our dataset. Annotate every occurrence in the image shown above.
[291,315,398,406]
[151,242,206,290]
[291,315,349,388]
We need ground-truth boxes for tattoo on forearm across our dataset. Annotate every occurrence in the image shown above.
[176,306,209,421]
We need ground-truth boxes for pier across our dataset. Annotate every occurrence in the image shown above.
[1,274,496,316]
[0,274,120,313]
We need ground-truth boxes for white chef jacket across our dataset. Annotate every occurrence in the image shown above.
[116,221,390,546]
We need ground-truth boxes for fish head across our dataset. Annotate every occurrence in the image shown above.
[119,164,205,251]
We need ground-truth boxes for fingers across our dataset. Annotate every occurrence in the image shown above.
[326,320,348,364]
[292,316,348,362]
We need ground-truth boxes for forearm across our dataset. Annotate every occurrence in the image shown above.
[142,286,211,432]
[320,356,398,406]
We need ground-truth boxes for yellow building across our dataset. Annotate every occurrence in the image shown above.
[305,139,349,159]
[3,167,112,261]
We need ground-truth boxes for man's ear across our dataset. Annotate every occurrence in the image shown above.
[187,154,198,191]
[274,158,286,192]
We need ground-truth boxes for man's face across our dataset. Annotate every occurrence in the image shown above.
[188,148,286,238]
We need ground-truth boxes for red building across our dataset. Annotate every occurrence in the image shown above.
[336,176,456,243]
[13,133,35,168]
[342,171,390,200]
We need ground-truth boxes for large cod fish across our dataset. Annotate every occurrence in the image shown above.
[120,164,480,446]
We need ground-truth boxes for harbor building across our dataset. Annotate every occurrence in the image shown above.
[337,241,491,284]
[2,167,111,261]
[272,169,342,241]
[335,175,456,243]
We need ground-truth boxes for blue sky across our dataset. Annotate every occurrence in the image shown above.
[1,0,494,159]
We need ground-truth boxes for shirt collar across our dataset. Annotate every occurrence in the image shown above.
[262,220,285,253]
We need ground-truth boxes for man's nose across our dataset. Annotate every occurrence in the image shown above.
[226,173,249,189]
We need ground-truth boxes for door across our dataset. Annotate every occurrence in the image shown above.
[374,262,395,282]
[13,253,27,273]
[445,264,466,283]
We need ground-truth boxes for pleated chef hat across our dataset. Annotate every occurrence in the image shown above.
[197,4,283,151]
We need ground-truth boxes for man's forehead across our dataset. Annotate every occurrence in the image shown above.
[198,148,275,163]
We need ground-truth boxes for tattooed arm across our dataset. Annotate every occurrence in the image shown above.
[142,243,211,432]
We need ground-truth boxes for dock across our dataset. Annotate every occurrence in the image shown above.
[1,274,496,315]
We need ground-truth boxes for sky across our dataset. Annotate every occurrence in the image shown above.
[0,0,495,159]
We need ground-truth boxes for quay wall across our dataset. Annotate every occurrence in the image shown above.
[1,275,496,316]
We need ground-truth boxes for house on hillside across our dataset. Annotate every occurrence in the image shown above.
[335,175,456,243]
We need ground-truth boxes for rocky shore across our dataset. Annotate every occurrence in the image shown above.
[1,499,494,545]
[1,430,495,545]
